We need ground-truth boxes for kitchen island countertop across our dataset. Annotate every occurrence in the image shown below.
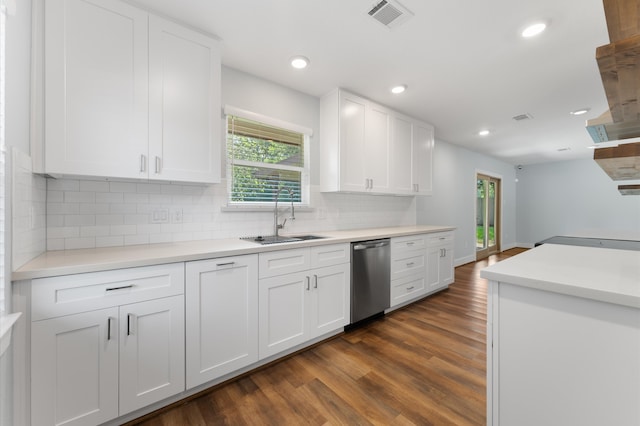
[481,243,640,308]
[13,225,454,280]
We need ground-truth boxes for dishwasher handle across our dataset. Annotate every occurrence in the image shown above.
[353,240,390,251]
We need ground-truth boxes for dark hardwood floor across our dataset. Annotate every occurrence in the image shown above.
[130,248,527,426]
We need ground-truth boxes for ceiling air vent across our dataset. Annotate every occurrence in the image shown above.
[512,113,534,121]
[368,0,414,29]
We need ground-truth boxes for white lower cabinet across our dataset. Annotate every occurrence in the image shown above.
[30,264,185,426]
[426,232,454,293]
[258,244,350,359]
[185,255,258,389]
[31,308,119,426]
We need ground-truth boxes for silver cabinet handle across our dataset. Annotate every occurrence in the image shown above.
[107,317,114,340]
[406,286,415,291]
[306,276,310,291]
[106,284,134,292]
[140,154,147,173]
[406,241,415,246]
[155,156,161,174]
[216,261,236,267]
[406,262,415,267]
[313,274,318,289]
[127,314,135,336]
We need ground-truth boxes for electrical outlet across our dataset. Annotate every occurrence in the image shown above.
[151,208,169,224]
[172,208,184,224]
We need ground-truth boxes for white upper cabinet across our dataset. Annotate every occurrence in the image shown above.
[412,121,434,195]
[321,88,433,195]
[321,90,392,193]
[41,0,221,183]
[148,16,221,183]
[44,0,149,179]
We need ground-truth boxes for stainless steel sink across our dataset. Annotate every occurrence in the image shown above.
[240,235,327,245]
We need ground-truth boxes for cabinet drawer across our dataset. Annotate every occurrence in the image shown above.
[32,263,185,321]
[310,243,350,268]
[259,248,310,279]
[391,274,427,307]
[391,251,426,280]
[391,234,427,256]
[428,232,454,246]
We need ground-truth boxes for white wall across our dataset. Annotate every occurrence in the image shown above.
[416,139,517,265]
[516,159,640,245]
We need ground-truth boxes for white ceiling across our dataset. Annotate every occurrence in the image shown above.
[131,0,610,166]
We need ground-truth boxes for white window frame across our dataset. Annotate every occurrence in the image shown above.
[224,106,312,207]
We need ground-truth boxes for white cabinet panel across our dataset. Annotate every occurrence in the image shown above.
[259,271,308,359]
[391,274,427,306]
[309,263,350,338]
[321,88,433,196]
[149,16,221,183]
[41,0,221,183]
[119,296,185,415]
[310,243,350,268]
[426,232,454,293]
[30,263,185,425]
[45,0,148,178]
[31,308,119,426]
[413,122,434,195]
[259,248,310,278]
[339,93,368,192]
[391,115,414,194]
[185,255,258,388]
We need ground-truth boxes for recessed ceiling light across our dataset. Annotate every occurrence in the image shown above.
[522,22,547,38]
[570,108,590,116]
[478,129,490,136]
[290,56,309,69]
[391,85,407,94]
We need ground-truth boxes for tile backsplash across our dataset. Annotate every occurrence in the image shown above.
[46,178,416,250]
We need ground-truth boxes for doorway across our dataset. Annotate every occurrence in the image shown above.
[476,174,501,260]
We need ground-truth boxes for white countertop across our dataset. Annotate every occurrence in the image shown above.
[481,243,640,308]
[13,225,454,281]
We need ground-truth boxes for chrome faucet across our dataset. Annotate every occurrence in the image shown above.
[274,187,295,237]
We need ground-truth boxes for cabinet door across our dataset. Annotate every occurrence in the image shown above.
[391,274,427,307]
[412,122,434,195]
[439,244,454,286]
[149,16,221,183]
[338,92,368,192]
[426,245,442,292]
[308,263,350,339]
[31,308,119,426]
[390,114,414,194]
[119,296,185,415]
[185,255,258,389]
[365,103,392,193]
[258,271,308,359]
[45,0,148,179]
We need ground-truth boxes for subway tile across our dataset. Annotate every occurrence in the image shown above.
[124,192,149,204]
[95,236,124,248]
[47,202,80,215]
[80,180,110,192]
[80,226,111,237]
[109,182,137,193]
[79,203,110,215]
[47,226,80,239]
[47,239,65,251]
[47,190,64,203]
[47,179,80,192]
[64,215,96,227]
[110,225,137,236]
[136,183,162,194]
[124,214,149,225]
[110,203,137,214]
[125,234,150,246]
[96,192,124,204]
[65,237,95,250]
[95,214,124,226]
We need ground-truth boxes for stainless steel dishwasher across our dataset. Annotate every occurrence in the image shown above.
[350,239,390,326]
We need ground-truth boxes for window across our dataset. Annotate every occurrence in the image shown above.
[225,107,310,206]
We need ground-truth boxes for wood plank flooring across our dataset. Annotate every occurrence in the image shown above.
[131,248,527,426]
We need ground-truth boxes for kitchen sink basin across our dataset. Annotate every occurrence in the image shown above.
[240,235,327,245]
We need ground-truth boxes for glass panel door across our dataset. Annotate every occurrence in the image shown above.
[477,174,500,260]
